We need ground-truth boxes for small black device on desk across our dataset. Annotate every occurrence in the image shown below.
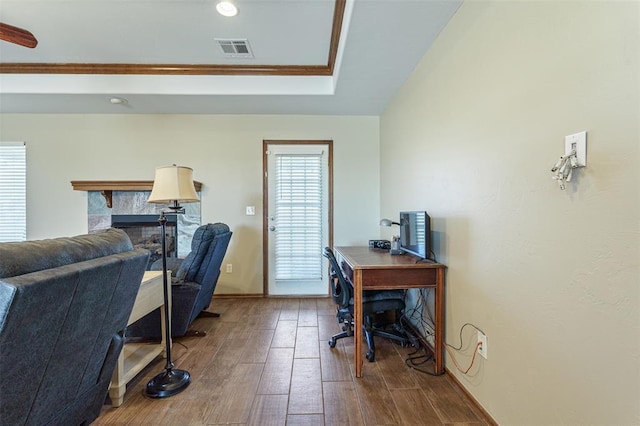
[368,239,390,250]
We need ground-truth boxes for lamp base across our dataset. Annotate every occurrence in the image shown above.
[144,368,191,398]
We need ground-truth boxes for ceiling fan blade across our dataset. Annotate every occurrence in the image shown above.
[0,22,38,48]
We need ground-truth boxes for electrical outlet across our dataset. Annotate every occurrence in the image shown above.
[226,263,232,273]
[477,331,488,359]
[245,206,255,216]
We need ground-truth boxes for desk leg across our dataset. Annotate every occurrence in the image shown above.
[354,270,363,378]
[434,267,445,374]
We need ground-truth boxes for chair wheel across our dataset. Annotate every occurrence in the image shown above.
[366,351,375,362]
[328,338,336,348]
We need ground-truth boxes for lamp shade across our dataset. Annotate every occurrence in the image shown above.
[148,165,199,204]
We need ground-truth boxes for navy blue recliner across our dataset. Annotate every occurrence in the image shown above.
[127,222,232,338]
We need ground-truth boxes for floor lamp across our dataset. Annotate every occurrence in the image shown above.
[144,164,199,398]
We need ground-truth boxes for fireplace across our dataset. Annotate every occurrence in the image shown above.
[77,183,201,261]
[111,214,178,269]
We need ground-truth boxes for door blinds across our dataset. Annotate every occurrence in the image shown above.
[274,153,323,280]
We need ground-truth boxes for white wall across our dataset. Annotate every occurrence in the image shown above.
[380,1,639,425]
[0,114,380,295]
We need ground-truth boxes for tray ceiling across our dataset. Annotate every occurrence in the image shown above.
[0,0,463,114]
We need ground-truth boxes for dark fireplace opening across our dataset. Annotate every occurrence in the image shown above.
[111,214,178,270]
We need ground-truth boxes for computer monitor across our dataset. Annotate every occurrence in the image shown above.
[399,211,430,259]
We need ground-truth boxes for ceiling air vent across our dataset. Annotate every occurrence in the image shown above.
[215,39,254,58]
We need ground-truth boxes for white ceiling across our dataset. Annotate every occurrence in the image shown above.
[0,0,462,115]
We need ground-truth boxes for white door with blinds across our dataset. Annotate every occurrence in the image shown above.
[0,142,26,242]
[266,144,329,296]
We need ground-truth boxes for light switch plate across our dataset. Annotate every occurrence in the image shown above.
[565,131,587,167]
[246,206,255,216]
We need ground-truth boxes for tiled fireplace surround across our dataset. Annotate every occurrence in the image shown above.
[83,188,201,260]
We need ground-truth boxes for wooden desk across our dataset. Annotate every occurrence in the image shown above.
[109,270,169,407]
[334,246,446,377]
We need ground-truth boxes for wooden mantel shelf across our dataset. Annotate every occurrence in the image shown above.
[71,180,202,208]
[71,180,203,192]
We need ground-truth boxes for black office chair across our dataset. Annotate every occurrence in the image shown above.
[323,246,408,362]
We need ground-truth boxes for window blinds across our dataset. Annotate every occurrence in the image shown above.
[0,142,26,242]
[274,153,323,280]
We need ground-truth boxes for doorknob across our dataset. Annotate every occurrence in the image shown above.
[269,226,276,231]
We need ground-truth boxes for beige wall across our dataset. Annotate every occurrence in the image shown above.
[381,1,639,425]
[0,114,380,295]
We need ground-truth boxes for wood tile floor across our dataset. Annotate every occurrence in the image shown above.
[94,297,490,425]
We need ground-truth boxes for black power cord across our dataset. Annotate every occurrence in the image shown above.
[405,346,442,376]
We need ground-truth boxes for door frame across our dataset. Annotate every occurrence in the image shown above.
[262,139,334,296]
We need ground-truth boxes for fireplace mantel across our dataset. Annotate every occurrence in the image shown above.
[71,180,203,208]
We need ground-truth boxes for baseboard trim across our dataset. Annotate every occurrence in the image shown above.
[213,293,265,298]
[213,294,332,299]
[445,368,498,426]
[266,295,331,299]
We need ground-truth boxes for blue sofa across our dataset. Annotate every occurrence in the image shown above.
[0,228,149,426]
[127,222,232,338]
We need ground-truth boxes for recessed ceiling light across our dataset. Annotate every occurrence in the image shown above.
[109,97,128,105]
[216,1,238,17]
